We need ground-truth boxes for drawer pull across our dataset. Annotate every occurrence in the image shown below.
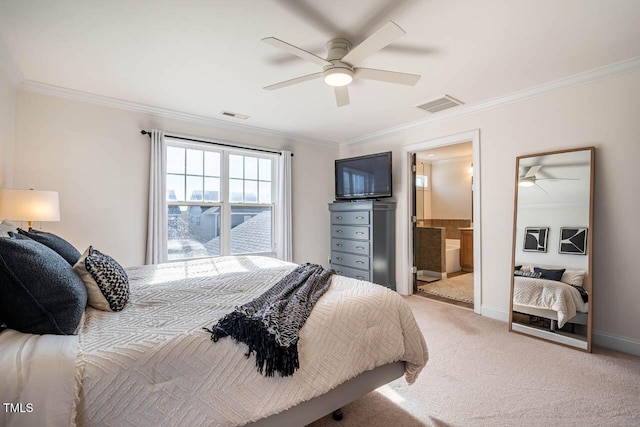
[336,216,343,220]
[355,231,365,235]
[355,246,364,250]
[336,230,343,233]
[356,260,364,264]
[336,257,342,261]
[356,216,364,220]
[356,276,365,280]
[336,243,343,247]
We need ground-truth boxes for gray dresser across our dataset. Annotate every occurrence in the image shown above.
[329,201,396,290]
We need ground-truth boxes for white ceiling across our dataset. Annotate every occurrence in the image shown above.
[417,142,472,163]
[1,0,639,144]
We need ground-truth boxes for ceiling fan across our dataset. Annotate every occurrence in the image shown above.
[262,21,421,107]
[519,165,578,193]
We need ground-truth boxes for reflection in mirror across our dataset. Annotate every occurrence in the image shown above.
[510,147,594,351]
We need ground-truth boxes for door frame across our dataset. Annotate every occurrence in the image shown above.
[401,129,482,314]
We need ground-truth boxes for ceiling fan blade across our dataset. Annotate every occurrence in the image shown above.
[273,0,344,39]
[342,21,405,66]
[524,165,542,178]
[262,37,331,67]
[334,86,350,107]
[264,72,323,91]
[534,183,549,194]
[355,67,421,86]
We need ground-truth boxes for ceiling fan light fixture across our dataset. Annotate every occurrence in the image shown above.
[323,68,353,87]
[519,179,535,187]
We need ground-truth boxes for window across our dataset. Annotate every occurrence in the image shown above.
[166,140,276,261]
[416,174,429,188]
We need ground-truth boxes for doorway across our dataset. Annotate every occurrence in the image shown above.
[401,130,481,314]
[414,143,474,309]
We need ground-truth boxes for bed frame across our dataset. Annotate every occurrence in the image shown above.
[248,362,405,426]
[512,304,587,331]
[512,304,589,349]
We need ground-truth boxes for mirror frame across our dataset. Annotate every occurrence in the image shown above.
[509,146,595,352]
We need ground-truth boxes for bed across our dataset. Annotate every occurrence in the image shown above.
[0,255,428,427]
[512,265,588,329]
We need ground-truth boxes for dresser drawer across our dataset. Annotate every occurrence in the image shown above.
[332,264,371,281]
[331,211,370,225]
[331,239,370,256]
[331,251,370,270]
[331,225,369,240]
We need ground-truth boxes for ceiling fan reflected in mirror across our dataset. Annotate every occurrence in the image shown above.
[518,165,578,193]
[262,21,421,107]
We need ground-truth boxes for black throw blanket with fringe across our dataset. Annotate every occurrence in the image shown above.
[206,263,333,377]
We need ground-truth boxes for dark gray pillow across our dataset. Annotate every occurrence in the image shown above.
[0,235,87,335]
[534,267,566,282]
[17,228,81,265]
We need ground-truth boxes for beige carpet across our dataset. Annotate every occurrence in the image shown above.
[418,273,474,304]
[308,296,640,427]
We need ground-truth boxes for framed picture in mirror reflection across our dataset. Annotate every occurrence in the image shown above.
[523,227,549,252]
[559,227,588,255]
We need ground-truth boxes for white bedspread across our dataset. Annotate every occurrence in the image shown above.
[67,255,427,426]
[513,276,588,328]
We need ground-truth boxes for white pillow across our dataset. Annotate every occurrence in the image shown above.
[561,269,586,287]
[0,220,19,237]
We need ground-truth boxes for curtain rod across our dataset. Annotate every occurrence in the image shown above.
[140,130,292,156]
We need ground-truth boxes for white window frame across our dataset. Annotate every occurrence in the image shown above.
[166,138,278,259]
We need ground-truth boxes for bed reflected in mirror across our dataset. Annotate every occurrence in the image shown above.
[509,147,594,351]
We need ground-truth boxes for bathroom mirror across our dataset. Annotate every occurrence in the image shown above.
[509,147,594,351]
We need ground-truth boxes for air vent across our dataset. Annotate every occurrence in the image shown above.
[221,111,250,120]
[417,95,464,113]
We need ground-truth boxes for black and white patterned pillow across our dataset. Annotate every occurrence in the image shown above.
[73,246,129,312]
[514,269,542,279]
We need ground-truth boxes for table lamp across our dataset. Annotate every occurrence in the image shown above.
[0,189,61,228]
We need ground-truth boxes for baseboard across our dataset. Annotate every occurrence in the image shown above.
[480,305,509,322]
[593,330,640,357]
[419,270,447,279]
[479,306,640,357]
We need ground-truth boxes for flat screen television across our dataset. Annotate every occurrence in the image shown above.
[335,151,392,200]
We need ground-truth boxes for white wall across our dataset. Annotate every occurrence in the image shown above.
[12,91,337,268]
[430,157,473,219]
[339,70,640,348]
[515,204,589,270]
[0,64,16,189]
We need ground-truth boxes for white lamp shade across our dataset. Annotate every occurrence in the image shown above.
[0,189,61,222]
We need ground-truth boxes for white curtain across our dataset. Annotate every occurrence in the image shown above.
[145,130,168,264]
[276,150,293,262]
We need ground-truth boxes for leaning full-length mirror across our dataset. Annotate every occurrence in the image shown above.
[509,147,594,351]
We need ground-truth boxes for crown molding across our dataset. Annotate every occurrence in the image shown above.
[343,56,640,146]
[18,80,337,147]
[14,55,640,147]
[0,36,23,87]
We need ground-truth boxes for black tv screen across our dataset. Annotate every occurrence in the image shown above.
[335,152,392,200]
